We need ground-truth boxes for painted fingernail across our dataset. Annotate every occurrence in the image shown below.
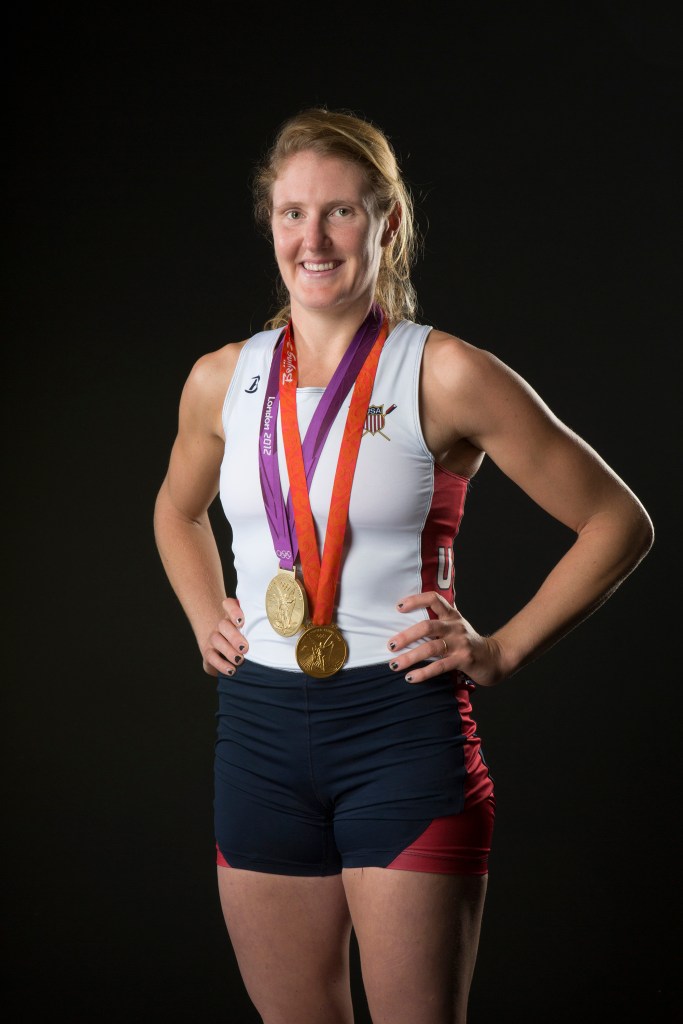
[406,674,414,683]
[390,661,399,670]
[388,642,396,650]
[234,655,242,664]
[397,602,404,609]
[238,644,246,652]
[236,617,243,625]
[226,668,235,677]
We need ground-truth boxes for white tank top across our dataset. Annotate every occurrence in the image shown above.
[219,320,469,669]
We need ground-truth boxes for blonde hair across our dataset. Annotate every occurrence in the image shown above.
[252,107,419,329]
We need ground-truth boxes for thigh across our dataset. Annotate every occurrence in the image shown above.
[343,867,487,1024]
[218,866,354,1024]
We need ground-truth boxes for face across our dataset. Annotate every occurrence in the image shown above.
[270,150,396,319]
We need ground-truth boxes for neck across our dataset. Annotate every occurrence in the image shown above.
[289,300,377,387]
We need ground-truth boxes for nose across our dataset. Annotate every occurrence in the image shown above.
[303,214,330,252]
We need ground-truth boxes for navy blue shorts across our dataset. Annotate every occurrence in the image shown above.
[214,661,494,877]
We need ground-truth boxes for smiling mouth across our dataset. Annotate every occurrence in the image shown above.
[301,261,341,272]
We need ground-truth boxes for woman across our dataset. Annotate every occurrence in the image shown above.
[153,107,653,1023]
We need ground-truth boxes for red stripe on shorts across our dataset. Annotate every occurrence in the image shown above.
[386,796,495,875]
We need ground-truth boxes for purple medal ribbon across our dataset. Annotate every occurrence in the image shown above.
[258,304,384,571]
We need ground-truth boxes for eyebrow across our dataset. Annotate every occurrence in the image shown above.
[272,198,362,212]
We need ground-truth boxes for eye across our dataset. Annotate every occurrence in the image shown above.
[284,210,303,220]
[333,207,352,218]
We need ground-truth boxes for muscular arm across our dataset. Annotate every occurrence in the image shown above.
[389,331,654,684]
[153,342,248,675]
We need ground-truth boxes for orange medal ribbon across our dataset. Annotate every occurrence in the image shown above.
[279,317,388,626]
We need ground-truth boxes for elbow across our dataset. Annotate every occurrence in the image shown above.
[623,497,654,571]
[583,493,654,578]
[635,506,655,561]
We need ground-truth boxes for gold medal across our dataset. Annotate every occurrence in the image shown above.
[295,624,348,678]
[265,569,308,637]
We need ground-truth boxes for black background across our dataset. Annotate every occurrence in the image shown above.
[5,4,681,1022]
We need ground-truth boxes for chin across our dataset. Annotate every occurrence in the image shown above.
[296,291,351,312]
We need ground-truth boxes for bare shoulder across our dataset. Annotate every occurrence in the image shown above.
[424,329,528,395]
[179,339,248,439]
[422,328,559,445]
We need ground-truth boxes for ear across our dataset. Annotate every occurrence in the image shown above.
[381,201,402,247]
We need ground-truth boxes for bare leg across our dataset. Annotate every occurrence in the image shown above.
[217,865,354,1024]
[343,867,487,1024]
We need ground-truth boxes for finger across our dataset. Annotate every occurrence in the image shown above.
[388,644,454,681]
[204,649,234,677]
[208,628,247,670]
[387,619,446,655]
[215,608,249,651]
[388,640,452,678]
[222,596,245,627]
[216,617,249,655]
[404,659,452,685]
[396,591,453,617]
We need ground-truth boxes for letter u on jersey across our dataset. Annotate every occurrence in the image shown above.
[437,545,454,590]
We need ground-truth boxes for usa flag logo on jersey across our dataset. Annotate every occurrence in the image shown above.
[363,403,397,440]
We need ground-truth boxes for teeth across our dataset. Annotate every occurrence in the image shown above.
[303,262,336,271]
